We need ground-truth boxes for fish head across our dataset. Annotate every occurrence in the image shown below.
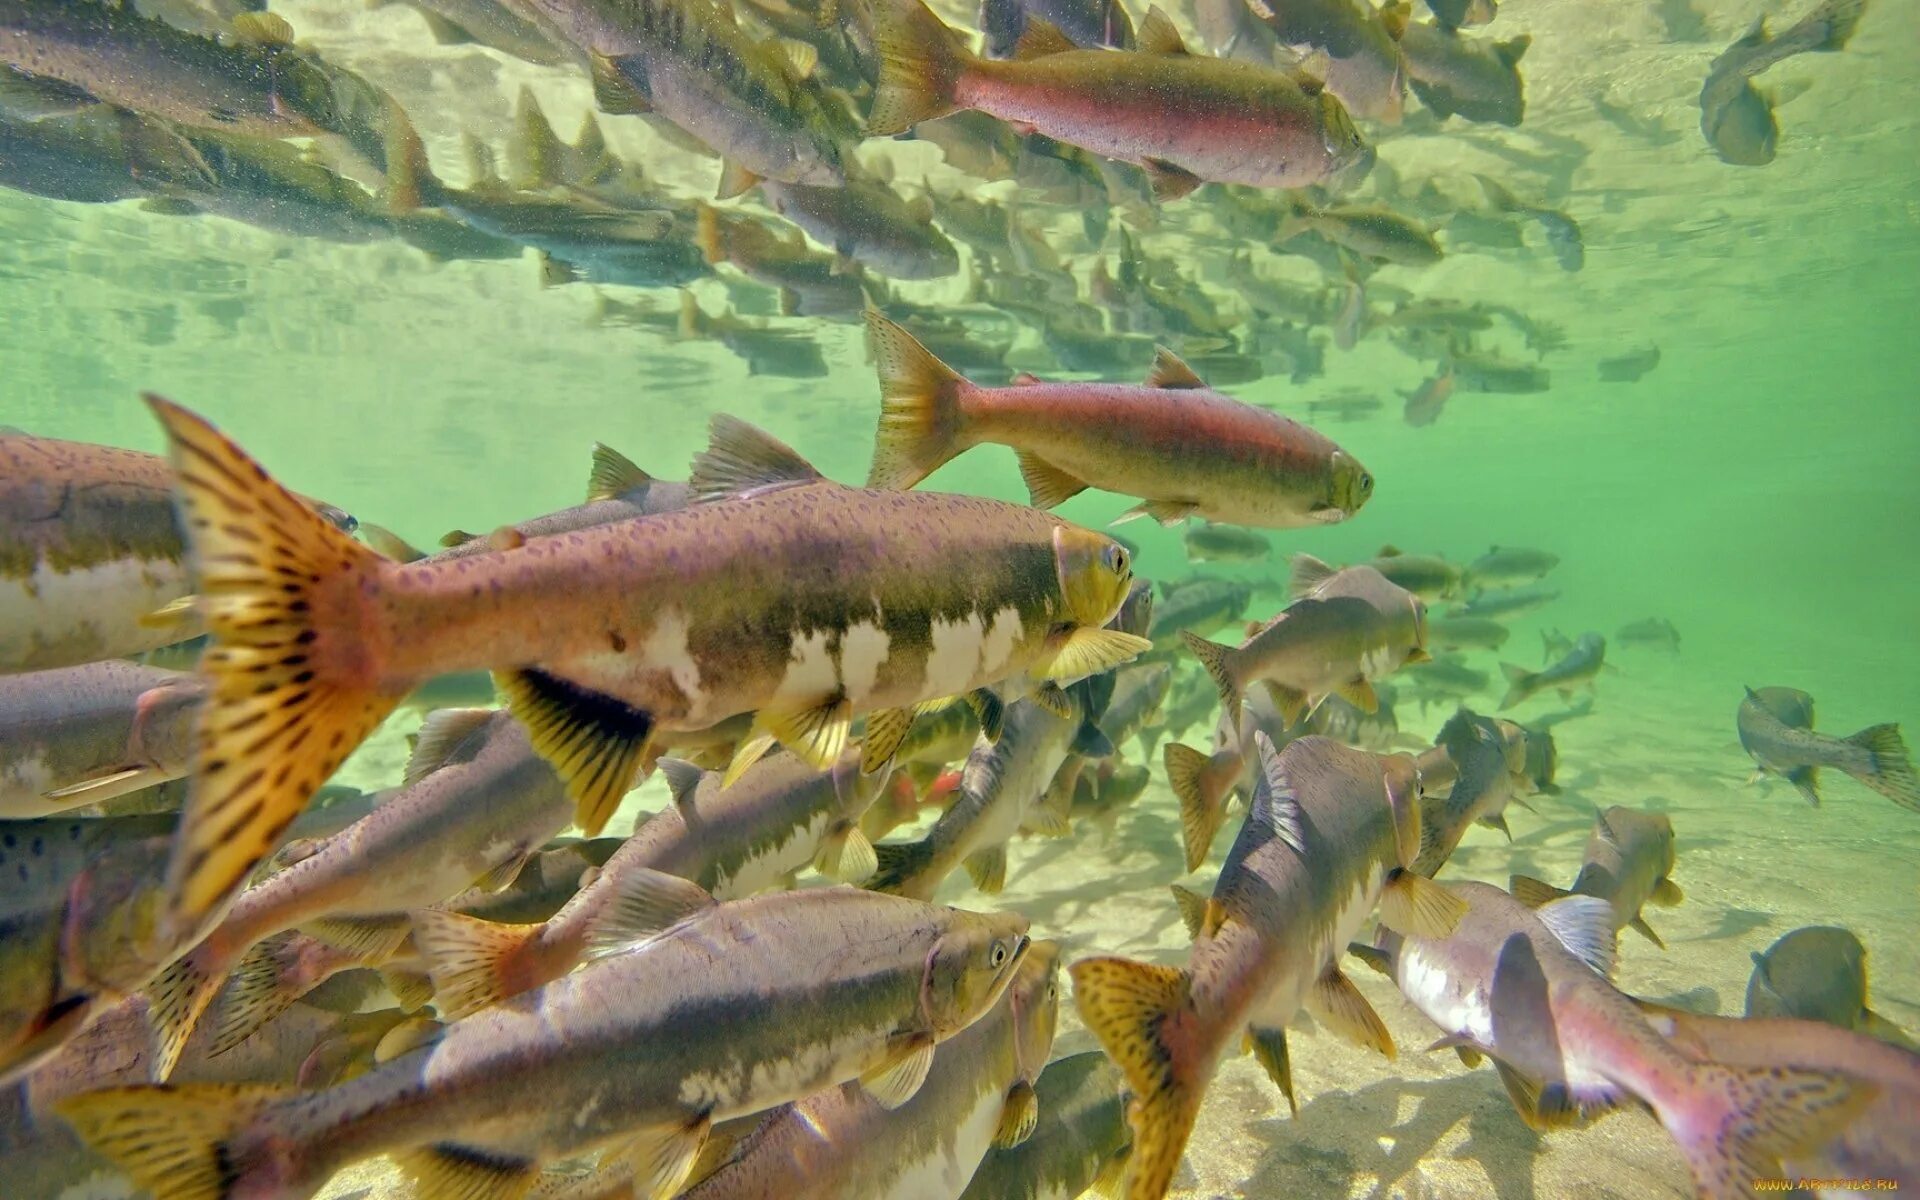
[1006,939,1064,1083]
[1318,93,1374,186]
[1381,751,1426,869]
[922,909,1032,1037]
[1317,449,1374,522]
[1053,524,1138,629]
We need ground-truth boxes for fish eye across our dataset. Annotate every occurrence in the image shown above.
[1103,545,1129,576]
[990,940,1010,968]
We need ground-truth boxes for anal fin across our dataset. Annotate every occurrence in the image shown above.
[494,668,653,836]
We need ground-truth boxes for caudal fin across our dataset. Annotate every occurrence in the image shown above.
[866,837,940,901]
[867,0,973,135]
[1842,723,1920,813]
[1070,957,1202,1200]
[1497,662,1534,710]
[1165,743,1235,873]
[55,1083,291,1200]
[410,910,555,1021]
[144,939,235,1081]
[1180,633,1241,726]
[1663,1061,1873,1200]
[145,397,402,947]
[865,312,973,490]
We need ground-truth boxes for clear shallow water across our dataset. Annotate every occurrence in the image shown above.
[3,0,1918,1195]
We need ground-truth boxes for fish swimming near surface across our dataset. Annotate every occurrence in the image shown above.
[61,880,1032,1200]
[431,442,695,558]
[1247,0,1412,122]
[980,0,1136,57]
[752,170,961,280]
[1736,685,1918,812]
[1361,880,1873,1195]
[1500,631,1604,709]
[1698,0,1869,166]
[1073,735,1461,1200]
[865,314,1374,528]
[1510,805,1684,948]
[137,397,1146,946]
[516,0,857,193]
[1743,926,1916,1048]
[867,0,1373,200]
[1399,22,1527,125]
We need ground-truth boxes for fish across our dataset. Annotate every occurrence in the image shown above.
[1510,805,1683,948]
[680,939,1061,1199]
[1071,735,1462,1200]
[1299,547,1461,602]
[439,189,703,289]
[1071,758,1154,830]
[1427,614,1508,652]
[378,0,571,64]
[1736,685,1919,812]
[865,315,1374,528]
[411,747,897,1019]
[959,1049,1134,1200]
[868,1,1372,201]
[0,432,354,673]
[521,0,854,192]
[433,443,695,559]
[61,879,1031,1200]
[137,399,1145,943]
[1279,203,1443,266]
[1182,522,1272,563]
[1451,582,1559,620]
[1518,721,1560,794]
[1164,735,1246,872]
[1400,654,1489,710]
[1500,631,1604,709]
[1399,367,1454,426]
[0,660,202,816]
[0,812,180,1084]
[1305,387,1383,422]
[1409,708,1531,875]
[753,172,961,280]
[1183,564,1428,729]
[1743,926,1915,1048]
[694,204,869,316]
[1248,0,1411,122]
[1096,661,1172,752]
[678,293,830,378]
[142,709,574,1077]
[1699,0,1868,166]
[869,683,1111,900]
[980,0,1136,57]
[1399,22,1527,125]
[1449,350,1550,393]
[1616,616,1680,652]
[1636,1006,1918,1191]
[1148,578,1255,649]
[1363,880,1869,1193]
[1423,0,1495,30]
[1598,345,1662,382]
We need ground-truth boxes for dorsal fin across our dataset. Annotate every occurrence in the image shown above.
[1536,894,1616,979]
[1145,347,1207,389]
[1136,6,1189,54]
[405,708,497,786]
[1495,35,1531,65]
[689,415,823,501]
[1012,17,1077,58]
[230,11,295,46]
[1292,49,1331,95]
[1378,0,1410,41]
[510,84,564,189]
[586,443,653,502]
[1252,733,1307,854]
[574,110,609,160]
[778,36,820,78]
[461,131,501,190]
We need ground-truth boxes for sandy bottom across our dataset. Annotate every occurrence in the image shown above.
[275,652,1919,1200]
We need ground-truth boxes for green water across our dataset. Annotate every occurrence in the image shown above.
[3,0,1918,1195]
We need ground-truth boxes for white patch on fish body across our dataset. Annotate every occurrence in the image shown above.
[839,620,891,708]
[925,611,986,699]
[0,560,184,669]
[980,606,1023,679]
[868,1077,1003,1199]
[1359,640,1400,680]
[0,751,57,817]
[780,627,839,701]
[711,809,834,899]
[1317,861,1388,969]
[677,1018,891,1116]
[1396,942,1494,1048]
[644,609,706,712]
